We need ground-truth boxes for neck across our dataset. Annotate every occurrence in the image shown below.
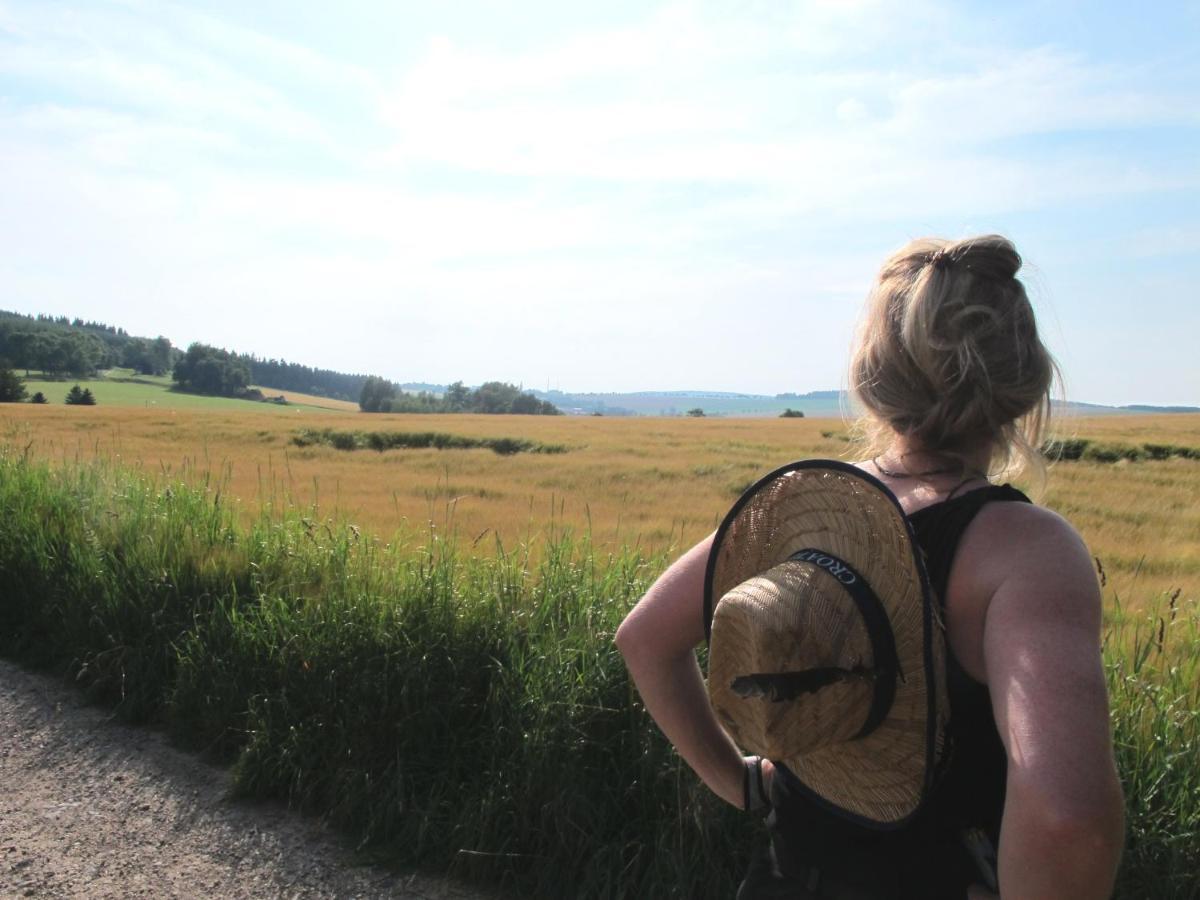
[879,438,992,480]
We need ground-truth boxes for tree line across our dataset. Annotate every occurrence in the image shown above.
[0,311,175,377]
[172,345,374,401]
[360,378,561,415]
[242,355,370,402]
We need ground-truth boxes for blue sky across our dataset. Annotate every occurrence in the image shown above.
[1,0,1197,404]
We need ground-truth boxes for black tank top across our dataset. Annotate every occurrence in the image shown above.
[766,484,1031,900]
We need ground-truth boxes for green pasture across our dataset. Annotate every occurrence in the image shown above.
[18,369,350,413]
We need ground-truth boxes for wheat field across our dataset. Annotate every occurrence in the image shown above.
[1,405,1196,606]
[1,406,1197,897]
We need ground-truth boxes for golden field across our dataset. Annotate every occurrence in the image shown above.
[1,404,1197,607]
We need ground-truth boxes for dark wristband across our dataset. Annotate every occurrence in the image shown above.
[743,756,770,813]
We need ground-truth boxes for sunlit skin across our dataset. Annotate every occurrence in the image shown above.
[617,435,1126,898]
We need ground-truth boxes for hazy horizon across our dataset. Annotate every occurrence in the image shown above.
[3,304,1195,410]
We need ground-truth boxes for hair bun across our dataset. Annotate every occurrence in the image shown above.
[946,235,1021,282]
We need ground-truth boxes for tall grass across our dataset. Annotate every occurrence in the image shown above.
[1105,592,1200,899]
[0,450,755,897]
[0,449,1196,897]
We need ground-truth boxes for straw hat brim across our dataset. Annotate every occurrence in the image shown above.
[703,459,948,828]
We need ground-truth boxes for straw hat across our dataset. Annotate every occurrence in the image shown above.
[704,459,948,828]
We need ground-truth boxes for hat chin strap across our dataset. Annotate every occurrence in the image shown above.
[737,549,901,740]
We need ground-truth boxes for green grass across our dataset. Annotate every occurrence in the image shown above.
[0,450,1194,898]
[1043,438,1200,463]
[18,368,350,413]
[292,427,569,455]
[1105,593,1200,899]
[0,450,756,897]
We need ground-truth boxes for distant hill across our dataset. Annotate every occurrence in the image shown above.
[1057,401,1200,416]
[528,390,1198,418]
[1115,404,1200,414]
[530,389,846,417]
[399,382,447,394]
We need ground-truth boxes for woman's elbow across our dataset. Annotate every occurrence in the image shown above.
[1010,777,1125,889]
[1046,799,1124,863]
[1043,768,1125,852]
[614,609,647,663]
[614,616,634,656]
[615,604,685,672]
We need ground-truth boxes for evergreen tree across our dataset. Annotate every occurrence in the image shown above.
[0,366,26,402]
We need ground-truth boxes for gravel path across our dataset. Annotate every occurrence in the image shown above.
[0,659,492,900]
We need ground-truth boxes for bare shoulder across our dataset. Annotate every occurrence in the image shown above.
[944,496,1101,686]
[970,497,1089,554]
[961,498,1101,624]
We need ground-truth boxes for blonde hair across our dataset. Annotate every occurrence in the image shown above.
[848,235,1058,484]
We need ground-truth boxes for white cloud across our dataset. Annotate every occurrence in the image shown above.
[374,7,1194,214]
[882,47,1194,145]
[0,1,365,161]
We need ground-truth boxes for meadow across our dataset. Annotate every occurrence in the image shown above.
[0,404,1197,897]
[17,369,359,413]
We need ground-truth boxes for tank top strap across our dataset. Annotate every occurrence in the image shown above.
[908,484,1032,603]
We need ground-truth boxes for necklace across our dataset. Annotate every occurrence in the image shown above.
[871,455,983,481]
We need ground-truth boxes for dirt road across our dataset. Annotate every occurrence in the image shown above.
[0,659,490,899]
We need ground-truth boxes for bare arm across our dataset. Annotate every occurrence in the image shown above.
[615,535,768,808]
[982,507,1124,898]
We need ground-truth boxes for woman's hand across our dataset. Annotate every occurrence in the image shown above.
[743,756,774,813]
[760,757,776,802]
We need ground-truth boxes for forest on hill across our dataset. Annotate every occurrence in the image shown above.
[0,310,371,400]
[0,311,558,414]
[0,311,170,378]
